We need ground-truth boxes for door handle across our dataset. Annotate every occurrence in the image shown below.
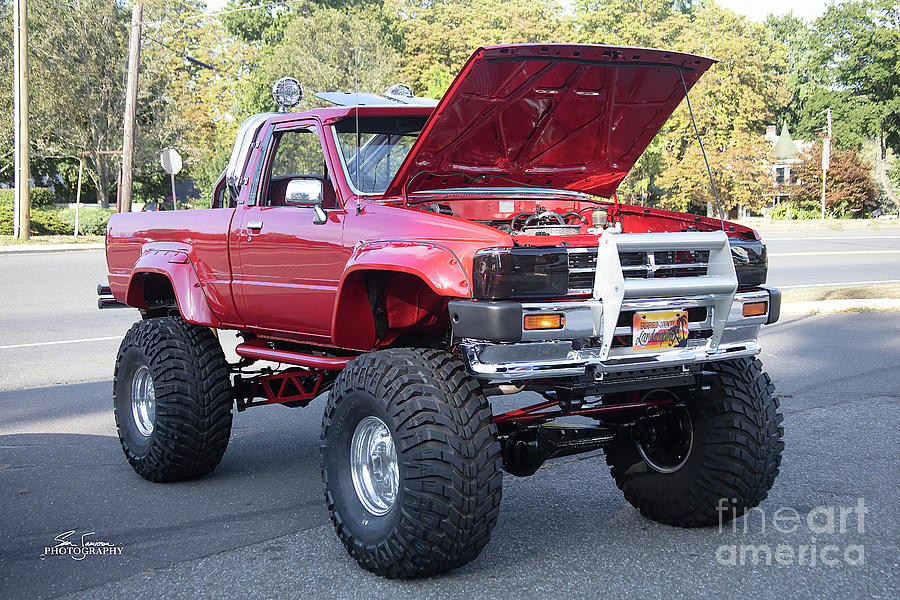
[246,221,263,231]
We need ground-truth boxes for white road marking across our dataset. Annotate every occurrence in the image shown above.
[765,236,900,241]
[769,250,900,257]
[778,280,900,289]
[0,336,122,350]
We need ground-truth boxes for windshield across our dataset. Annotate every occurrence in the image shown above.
[334,116,428,194]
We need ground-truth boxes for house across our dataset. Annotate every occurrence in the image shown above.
[766,123,805,207]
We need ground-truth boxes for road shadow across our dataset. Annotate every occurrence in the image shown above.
[0,424,329,599]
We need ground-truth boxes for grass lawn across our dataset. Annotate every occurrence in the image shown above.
[782,284,900,303]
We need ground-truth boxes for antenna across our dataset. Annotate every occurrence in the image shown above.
[680,69,724,231]
[354,34,360,206]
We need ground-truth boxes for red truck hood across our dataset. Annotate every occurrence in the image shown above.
[384,44,715,199]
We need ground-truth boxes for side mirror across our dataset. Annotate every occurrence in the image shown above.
[284,178,323,206]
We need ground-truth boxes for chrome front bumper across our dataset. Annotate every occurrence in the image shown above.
[459,289,774,381]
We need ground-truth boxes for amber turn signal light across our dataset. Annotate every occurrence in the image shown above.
[742,301,768,317]
[523,313,565,330]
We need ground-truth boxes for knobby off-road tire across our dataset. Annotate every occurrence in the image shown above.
[606,357,783,527]
[321,349,502,579]
[113,316,233,482]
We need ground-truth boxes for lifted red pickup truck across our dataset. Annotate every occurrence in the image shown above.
[101,44,783,578]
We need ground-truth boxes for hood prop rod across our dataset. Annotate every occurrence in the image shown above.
[680,69,725,232]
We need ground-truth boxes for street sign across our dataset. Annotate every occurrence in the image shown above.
[160,148,182,209]
[160,148,182,175]
[822,138,830,171]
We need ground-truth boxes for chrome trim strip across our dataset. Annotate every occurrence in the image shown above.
[461,340,761,381]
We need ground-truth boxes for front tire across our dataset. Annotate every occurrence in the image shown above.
[606,357,783,526]
[321,349,502,578]
[113,316,233,482]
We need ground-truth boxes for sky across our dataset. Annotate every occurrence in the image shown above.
[205,0,831,24]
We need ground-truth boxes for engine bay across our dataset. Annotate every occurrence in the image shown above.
[420,200,619,236]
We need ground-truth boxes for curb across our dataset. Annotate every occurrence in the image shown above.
[782,299,900,315]
[0,243,104,255]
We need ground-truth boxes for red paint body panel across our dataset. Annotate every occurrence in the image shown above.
[233,205,348,336]
[384,44,714,198]
[107,209,241,326]
[123,249,219,325]
[341,202,510,297]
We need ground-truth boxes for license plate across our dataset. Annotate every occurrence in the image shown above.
[632,311,689,351]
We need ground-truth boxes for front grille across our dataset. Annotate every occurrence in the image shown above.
[566,247,710,295]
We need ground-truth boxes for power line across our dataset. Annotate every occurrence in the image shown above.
[143,0,303,32]
[142,32,250,81]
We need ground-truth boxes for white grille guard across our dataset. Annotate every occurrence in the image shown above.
[460,231,765,382]
[593,230,736,361]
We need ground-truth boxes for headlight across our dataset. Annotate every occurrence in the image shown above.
[472,247,569,299]
[730,239,768,289]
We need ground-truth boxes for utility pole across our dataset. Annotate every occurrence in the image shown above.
[13,0,30,239]
[74,156,84,238]
[119,3,142,214]
[821,108,831,220]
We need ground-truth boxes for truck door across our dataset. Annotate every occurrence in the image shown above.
[234,122,348,339]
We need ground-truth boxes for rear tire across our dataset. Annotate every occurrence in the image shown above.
[113,316,233,482]
[606,357,783,527]
[321,349,502,578]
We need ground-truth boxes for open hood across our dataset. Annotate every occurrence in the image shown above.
[384,44,715,199]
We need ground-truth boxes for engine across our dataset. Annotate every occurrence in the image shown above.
[420,201,619,236]
[510,210,586,236]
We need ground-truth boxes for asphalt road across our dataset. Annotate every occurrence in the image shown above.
[763,228,900,287]
[0,240,898,599]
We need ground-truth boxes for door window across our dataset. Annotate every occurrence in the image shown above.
[264,127,333,207]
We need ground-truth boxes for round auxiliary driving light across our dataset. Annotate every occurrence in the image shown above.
[272,77,302,112]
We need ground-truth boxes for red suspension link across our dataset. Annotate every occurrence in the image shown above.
[235,369,324,411]
[492,396,672,424]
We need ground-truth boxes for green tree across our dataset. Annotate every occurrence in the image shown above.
[220,0,281,43]
[653,4,787,214]
[816,0,900,211]
[766,10,882,152]
[27,0,130,207]
[572,0,685,47]
[0,1,12,185]
[389,0,565,93]
[139,0,258,206]
[236,5,399,115]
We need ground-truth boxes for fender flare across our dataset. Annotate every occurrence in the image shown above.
[331,240,472,349]
[125,247,220,326]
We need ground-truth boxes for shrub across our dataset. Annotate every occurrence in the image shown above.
[30,210,73,235]
[56,206,113,235]
[0,187,56,210]
[0,205,12,235]
[770,202,820,220]
[0,207,74,235]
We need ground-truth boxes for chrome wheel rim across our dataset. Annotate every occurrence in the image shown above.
[350,416,399,516]
[131,365,156,437]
